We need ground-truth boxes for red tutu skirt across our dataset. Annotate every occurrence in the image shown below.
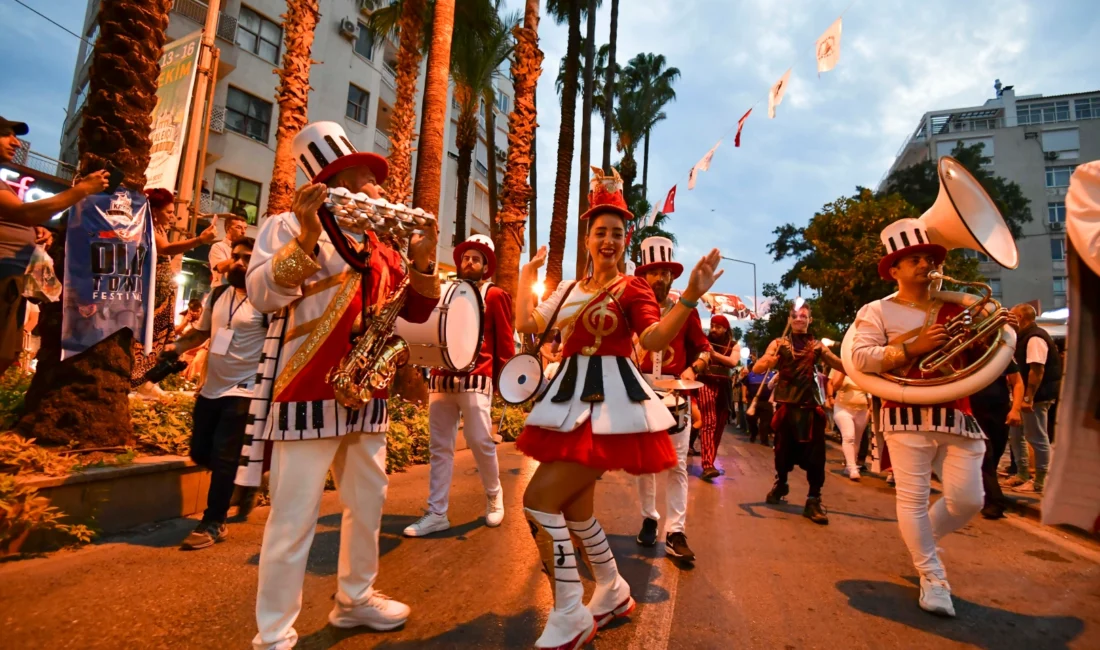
[516,420,677,475]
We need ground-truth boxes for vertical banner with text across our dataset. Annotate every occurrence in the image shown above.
[61,190,156,360]
[145,30,203,192]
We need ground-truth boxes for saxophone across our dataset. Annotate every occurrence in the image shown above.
[326,272,411,409]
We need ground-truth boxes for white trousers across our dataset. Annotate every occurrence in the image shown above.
[833,404,869,472]
[885,431,985,582]
[253,433,389,650]
[637,428,690,534]
[427,390,501,515]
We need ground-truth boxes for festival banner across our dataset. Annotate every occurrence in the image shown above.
[662,185,677,213]
[768,68,792,119]
[735,108,752,147]
[701,292,756,320]
[145,30,203,192]
[61,190,156,360]
[688,140,721,190]
[816,18,842,76]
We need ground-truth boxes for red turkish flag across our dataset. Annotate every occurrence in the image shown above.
[662,185,677,214]
[735,108,752,147]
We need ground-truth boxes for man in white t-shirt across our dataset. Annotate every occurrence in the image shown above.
[1004,303,1061,493]
[168,237,267,549]
[208,212,248,286]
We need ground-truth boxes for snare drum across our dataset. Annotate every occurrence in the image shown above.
[660,391,692,434]
[396,280,484,371]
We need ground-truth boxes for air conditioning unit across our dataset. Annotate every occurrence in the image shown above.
[1044,151,1059,161]
[339,17,359,40]
[1050,221,1064,231]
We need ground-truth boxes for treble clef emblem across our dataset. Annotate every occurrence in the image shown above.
[582,297,619,355]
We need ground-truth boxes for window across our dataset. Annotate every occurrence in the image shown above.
[346,85,370,125]
[962,249,989,263]
[1045,165,1075,188]
[212,171,262,225]
[225,87,272,142]
[237,6,282,64]
[1017,101,1070,125]
[1053,276,1068,295]
[1075,97,1100,120]
[1048,202,1066,224]
[989,278,1002,300]
[495,93,510,113]
[1051,237,1066,261]
[354,22,374,59]
[83,23,99,62]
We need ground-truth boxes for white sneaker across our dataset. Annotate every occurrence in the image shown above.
[485,490,504,527]
[918,576,956,617]
[328,591,410,631]
[403,512,450,537]
[847,468,861,481]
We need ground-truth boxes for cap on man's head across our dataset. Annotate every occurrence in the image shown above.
[0,117,29,136]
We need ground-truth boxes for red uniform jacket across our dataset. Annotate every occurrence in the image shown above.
[431,283,515,391]
[556,276,661,358]
[637,306,710,376]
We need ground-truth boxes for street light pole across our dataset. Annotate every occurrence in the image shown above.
[720,256,758,317]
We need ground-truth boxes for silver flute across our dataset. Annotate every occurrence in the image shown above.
[324,187,437,240]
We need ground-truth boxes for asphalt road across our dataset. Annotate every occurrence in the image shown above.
[3,425,1099,649]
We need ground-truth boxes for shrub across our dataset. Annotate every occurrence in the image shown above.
[0,367,33,430]
[131,394,195,456]
[491,396,531,442]
[0,432,77,477]
[0,474,94,555]
[385,397,431,473]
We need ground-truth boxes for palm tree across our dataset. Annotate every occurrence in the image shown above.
[267,1,320,214]
[364,0,429,206]
[18,0,173,447]
[527,88,538,261]
[601,0,619,173]
[450,2,517,242]
[573,0,599,278]
[621,53,680,199]
[411,0,456,218]
[495,0,542,296]
[612,89,646,202]
[544,0,582,289]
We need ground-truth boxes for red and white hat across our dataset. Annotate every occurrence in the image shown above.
[877,218,947,280]
[293,121,388,185]
[580,166,633,222]
[453,234,496,277]
[635,236,684,279]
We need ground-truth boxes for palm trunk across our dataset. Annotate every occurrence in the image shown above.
[495,0,542,295]
[18,0,173,447]
[545,0,582,290]
[642,128,650,199]
[267,0,319,214]
[411,0,455,217]
[573,0,597,279]
[485,98,499,237]
[453,90,479,244]
[385,0,427,206]
[528,89,538,261]
[600,0,618,173]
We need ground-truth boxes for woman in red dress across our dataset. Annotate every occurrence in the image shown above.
[514,171,723,649]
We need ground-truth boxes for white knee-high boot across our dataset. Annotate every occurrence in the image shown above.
[567,516,635,629]
[526,508,596,648]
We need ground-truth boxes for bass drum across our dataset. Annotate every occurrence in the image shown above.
[498,353,544,405]
[396,280,484,371]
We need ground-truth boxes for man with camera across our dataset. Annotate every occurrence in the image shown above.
[164,237,264,550]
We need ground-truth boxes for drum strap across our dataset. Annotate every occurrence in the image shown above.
[534,281,578,352]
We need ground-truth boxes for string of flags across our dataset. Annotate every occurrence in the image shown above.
[644,13,847,229]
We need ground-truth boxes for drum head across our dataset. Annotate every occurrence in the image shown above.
[499,354,543,405]
[443,282,484,370]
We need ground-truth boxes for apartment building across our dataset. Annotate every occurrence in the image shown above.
[59,0,514,301]
[881,81,1100,310]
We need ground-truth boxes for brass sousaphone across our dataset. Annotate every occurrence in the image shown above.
[841,156,1020,405]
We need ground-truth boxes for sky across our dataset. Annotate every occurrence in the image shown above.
[3,0,1099,318]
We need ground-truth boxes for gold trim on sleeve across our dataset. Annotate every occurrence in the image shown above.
[272,239,322,288]
[882,343,909,371]
[407,266,441,300]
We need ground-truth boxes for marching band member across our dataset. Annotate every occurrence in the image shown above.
[1044,160,1100,532]
[514,170,723,649]
[848,218,987,618]
[241,122,440,649]
[404,234,515,537]
[754,301,844,525]
[698,314,740,480]
[632,236,711,563]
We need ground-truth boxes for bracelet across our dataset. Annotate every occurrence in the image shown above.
[679,295,699,309]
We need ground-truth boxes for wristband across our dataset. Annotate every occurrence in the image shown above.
[679,296,699,309]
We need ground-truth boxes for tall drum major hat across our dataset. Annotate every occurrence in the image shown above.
[293,121,388,185]
[877,218,947,280]
[580,165,633,222]
[453,233,497,277]
[635,236,684,279]
[1065,160,1100,277]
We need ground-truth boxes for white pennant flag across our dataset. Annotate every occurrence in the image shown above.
[815,18,842,76]
[646,202,660,227]
[768,68,792,119]
[688,140,721,190]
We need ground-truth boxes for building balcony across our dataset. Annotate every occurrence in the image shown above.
[16,151,76,182]
[171,0,239,44]
[374,129,391,155]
